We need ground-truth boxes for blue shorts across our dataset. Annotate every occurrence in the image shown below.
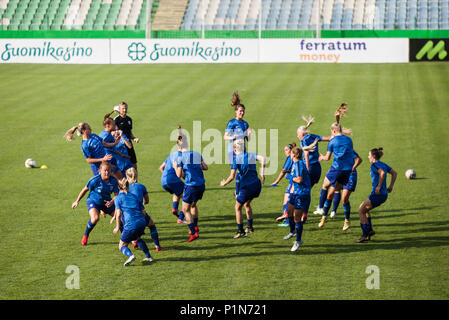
[326,167,351,186]
[309,162,322,187]
[237,180,262,204]
[369,193,388,209]
[86,200,115,215]
[332,170,357,192]
[120,224,146,243]
[183,184,205,204]
[162,180,185,197]
[284,182,293,194]
[288,194,311,212]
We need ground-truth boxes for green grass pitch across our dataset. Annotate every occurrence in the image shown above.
[0,62,448,300]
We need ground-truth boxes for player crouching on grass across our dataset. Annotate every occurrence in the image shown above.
[113,178,154,266]
[220,140,265,239]
[356,147,397,243]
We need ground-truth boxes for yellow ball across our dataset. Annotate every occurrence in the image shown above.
[40,165,48,169]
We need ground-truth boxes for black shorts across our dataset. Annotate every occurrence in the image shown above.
[127,145,137,164]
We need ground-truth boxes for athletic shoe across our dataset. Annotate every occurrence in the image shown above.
[177,219,187,224]
[318,217,327,228]
[330,211,336,218]
[142,257,154,263]
[155,247,164,252]
[132,241,138,248]
[313,207,323,215]
[278,220,289,227]
[188,226,200,235]
[81,235,88,246]
[342,219,350,231]
[276,212,288,222]
[283,232,296,240]
[291,240,303,252]
[172,209,179,218]
[245,226,254,234]
[124,255,136,266]
[356,236,370,243]
[100,210,106,218]
[188,233,199,242]
[233,230,247,239]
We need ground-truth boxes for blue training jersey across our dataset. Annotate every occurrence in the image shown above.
[86,174,119,205]
[114,192,146,230]
[327,135,354,171]
[81,133,106,161]
[177,151,205,186]
[129,182,148,204]
[282,156,294,181]
[99,130,115,154]
[113,134,133,172]
[232,152,259,188]
[225,118,249,152]
[290,159,311,196]
[300,134,323,164]
[370,161,392,195]
[161,152,183,186]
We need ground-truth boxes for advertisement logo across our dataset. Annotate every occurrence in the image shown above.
[128,42,146,61]
[410,39,449,62]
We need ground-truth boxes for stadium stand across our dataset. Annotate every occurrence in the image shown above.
[0,0,448,31]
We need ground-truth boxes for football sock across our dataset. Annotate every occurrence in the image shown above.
[247,219,253,228]
[333,192,341,213]
[295,222,303,242]
[84,220,96,237]
[283,203,288,214]
[173,201,179,211]
[136,239,152,259]
[120,246,133,258]
[319,189,328,208]
[322,199,332,217]
[367,217,372,230]
[188,223,196,235]
[193,218,198,228]
[360,223,369,237]
[288,217,296,233]
[178,211,185,221]
[237,223,244,232]
[149,225,160,248]
[343,202,351,220]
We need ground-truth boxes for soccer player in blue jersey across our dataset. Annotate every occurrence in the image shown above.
[224,92,252,197]
[111,129,133,178]
[220,140,265,239]
[64,122,120,179]
[159,148,186,223]
[317,104,354,228]
[329,150,363,231]
[270,142,296,225]
[113,178,154,266]
[356,147,397,243]
[173,127,208,242]
[282,147,311,251]
[71,161,119,246]
[124,167,163,251]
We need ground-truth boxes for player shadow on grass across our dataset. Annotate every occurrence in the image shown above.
[148,186,236,194]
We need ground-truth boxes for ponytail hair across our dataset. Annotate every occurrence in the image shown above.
[335,102,348,124]
[231,91,245,110]
[126,167,138,184]
[177,125,189,149]
[301,138,319,152]
[64,122,89,141]
[118,178,129,193]
[297,115,315,136]
[287,141,297,150]
[370,147,384,160]
[331,122,352,136]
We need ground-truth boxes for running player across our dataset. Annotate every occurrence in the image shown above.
[317,104,354,228]
[282,147,311,251]
[71,161,119,246]
[173,126,208,242]
[220,140,265,239]
[356,147,397,243]
[113,178,154,266]
[111,129,133,178]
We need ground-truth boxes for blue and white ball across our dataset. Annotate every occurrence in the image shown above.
[25,158,36,168]
[405,169,416,179]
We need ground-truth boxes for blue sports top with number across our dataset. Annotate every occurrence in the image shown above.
[114,192,146,230]
[290,159,311,196]
[86,174,119,205]
[81,133,106,161]
[300,134,323,164]
[282,156,294,180]
[177,151,205,186]
[161,151,183,186]
[370,161,392,195]
[226,118,249,151]
[327,135,354,171]
[129,182,148,204]
[232,152,259,188]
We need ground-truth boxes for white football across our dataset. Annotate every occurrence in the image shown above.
[114,105,120,112]
[405,169,416,179]
[25,158,36,168]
